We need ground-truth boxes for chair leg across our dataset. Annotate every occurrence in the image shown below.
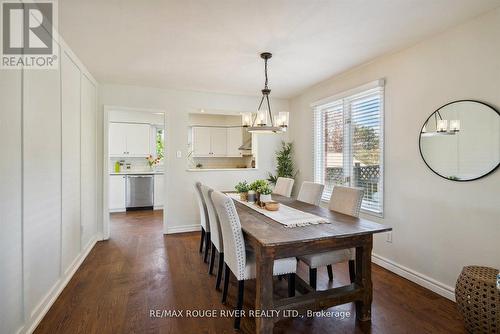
[208,244,216,275]
[203,232,211,263]
[327,264,333,281]
[348,260,355,283]
[222,264,230,304]
[215,252,224,290]
[199,228,205,253]
[287,273,296,297]
[309,268,317,290]
[234,280,245,329]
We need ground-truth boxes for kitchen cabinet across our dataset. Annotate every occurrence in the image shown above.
[154,174,164,208]
[226,127,243,157]
[210,128,228,156]
[192,126,245,157]
[109,175,126,212]
[192,127,212,156]
[109,122,151,157]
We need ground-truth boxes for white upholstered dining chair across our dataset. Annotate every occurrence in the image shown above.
[211,190,297,329]
[297,181,325,206]
[194,182,210,262]
[272,177,294,197]
[299,186,364,289]
[200,185,225,290]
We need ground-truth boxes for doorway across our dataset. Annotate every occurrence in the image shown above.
[103,106,167,239]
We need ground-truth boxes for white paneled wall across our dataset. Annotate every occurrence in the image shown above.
[81,74,98,249]
[23,45,63,319]
[61,51,82,274]
[0,69,24,334]
[0,39,99,333]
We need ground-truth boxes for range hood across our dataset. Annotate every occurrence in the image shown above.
[238,138,252,151]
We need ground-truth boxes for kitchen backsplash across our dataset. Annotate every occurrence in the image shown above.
[192,156,252,169]
[110,157,163,173]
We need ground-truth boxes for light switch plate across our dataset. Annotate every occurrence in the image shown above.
[176,150,182,158]
[386,231,392,243]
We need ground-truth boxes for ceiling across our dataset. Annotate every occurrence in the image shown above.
[59,0,500,98]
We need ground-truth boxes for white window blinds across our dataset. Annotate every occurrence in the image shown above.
[313,83,384,215]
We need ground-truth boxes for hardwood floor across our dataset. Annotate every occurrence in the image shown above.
[35,210,465,334]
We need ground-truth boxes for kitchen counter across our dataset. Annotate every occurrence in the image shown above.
[110,171,164,175]
[186,168,257,172]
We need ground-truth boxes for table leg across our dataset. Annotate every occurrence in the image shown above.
[355,236,373,321]
[255,246,274,334]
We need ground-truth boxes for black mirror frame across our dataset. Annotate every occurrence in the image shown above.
[418,99,500,182]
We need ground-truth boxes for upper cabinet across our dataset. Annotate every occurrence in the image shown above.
[227,127,243,157]
[210,128,228,157]
[192,126,243,157]
[109,123,150,157]
[192,127,212,156]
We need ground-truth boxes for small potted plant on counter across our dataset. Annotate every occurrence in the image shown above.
[235,181,250,201]
[257,183,273,205]
[250,179,268,204]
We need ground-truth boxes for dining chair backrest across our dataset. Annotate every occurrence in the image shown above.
[297,181,325,206]
[200,184,223,252]
[328,185,364,217]
[273,177,294,197]
[194,182,209,231]
[211,191,246,280]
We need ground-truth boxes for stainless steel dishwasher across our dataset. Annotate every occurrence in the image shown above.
[126,174,154,210]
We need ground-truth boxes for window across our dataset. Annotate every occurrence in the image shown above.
[313,81,384,215]
[154,126,165,163]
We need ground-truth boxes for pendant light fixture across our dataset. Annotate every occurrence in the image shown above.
[242,52,289,133]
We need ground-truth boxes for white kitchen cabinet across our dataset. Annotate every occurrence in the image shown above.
[109,123,128,156]
[109,175,126,212]
[154,174,164,208]
[125,123,151,156]
[192,127,212,156]
[109,122,151,157]
[210,128,228,156]
[226,127,243,157]
[192,127,229,157]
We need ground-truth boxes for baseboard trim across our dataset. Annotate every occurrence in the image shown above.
[24,236,99,334]
[372,253,455,301]
[165,224,201,234]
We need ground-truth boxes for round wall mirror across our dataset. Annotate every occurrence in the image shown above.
[419,100,500,181]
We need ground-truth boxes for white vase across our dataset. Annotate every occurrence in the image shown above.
[260,194,272,203]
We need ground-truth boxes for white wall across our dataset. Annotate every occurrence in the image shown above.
[0,38,99,334]
[99,84,289,233]
[289,8,500,299]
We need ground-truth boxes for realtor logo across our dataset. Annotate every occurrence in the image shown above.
[1,0,58,69]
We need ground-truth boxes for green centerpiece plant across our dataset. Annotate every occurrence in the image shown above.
[257,183,273,204]
[235,181,250,201]
[249,179,268,204]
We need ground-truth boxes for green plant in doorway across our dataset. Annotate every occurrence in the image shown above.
[156,129,165,160]
[268,141,298,185]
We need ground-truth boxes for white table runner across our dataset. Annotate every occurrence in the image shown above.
[229,193,329,228]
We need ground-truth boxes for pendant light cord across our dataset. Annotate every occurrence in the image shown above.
[264,58,269,89]
[252,54,274,126]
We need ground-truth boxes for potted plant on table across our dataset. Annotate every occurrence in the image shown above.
[257,183,273,204]
[235,181,250,201]
[249,179,268,204]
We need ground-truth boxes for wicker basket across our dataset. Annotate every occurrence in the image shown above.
[455,266,500,333]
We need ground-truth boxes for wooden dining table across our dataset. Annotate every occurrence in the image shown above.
[232,194,392,334]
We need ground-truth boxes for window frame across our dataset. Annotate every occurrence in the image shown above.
[312,80,385,217]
